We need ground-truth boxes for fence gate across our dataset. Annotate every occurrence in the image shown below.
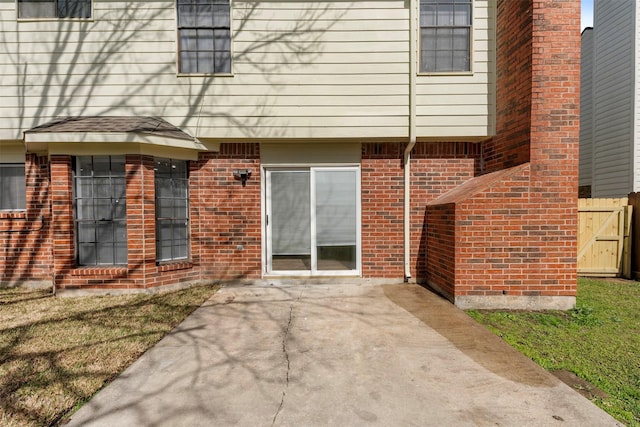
[578,198,632,278]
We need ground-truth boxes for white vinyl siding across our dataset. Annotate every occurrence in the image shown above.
[579,28,594,188]
[1,0,493,141]
[416,0,494,138]
[592,0,636,197]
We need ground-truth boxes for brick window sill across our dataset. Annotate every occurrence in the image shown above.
[157,261,193,272]
[0,213,43,232]
[71,267,128,279]
[0,211,27,220]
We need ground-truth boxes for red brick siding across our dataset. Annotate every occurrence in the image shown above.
[50,155,75,286]
[361,143,404,278]
[123,155,154,288]
[436,164,575,298]
[483,0,533,172]
[411,143,480,280]
[425,0,580,301]
[424,203,455,297]
[527,0,580,295]
[0,154,51,285]
[360,142,479,279]
[192,143,262,279]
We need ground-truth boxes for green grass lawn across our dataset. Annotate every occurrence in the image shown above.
[468,278,640,426]
[0,284,219,427]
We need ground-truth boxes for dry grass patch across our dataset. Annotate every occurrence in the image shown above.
[0,285,219,427]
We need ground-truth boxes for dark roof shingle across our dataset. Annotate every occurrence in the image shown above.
[26,116,194,141]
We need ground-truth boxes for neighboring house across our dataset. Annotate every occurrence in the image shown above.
[0,0,580,310]
[580,0,640,198]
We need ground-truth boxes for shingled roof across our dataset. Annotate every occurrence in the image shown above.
[25,116,194,141]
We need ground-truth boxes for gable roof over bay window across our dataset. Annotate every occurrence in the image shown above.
[24,116,213,159]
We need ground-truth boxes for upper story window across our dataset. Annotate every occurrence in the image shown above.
[420,0,472,73]
[177,0,231,74]
[18,0,92,19]
[0,164,26,211]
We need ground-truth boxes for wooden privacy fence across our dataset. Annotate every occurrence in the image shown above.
[578,198,632,278]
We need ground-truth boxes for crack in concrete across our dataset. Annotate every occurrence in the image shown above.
[271,290,303,427]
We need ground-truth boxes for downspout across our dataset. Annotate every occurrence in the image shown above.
[404,0,417,280]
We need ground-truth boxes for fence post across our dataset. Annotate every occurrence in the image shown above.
[629,193,640,279]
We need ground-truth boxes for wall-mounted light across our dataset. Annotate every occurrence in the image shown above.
[233,168,252,186]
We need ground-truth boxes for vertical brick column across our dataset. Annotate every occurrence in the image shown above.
[0,154,52,286]
[483,0,533,172]
[528,0,580,296]
[50,155,74,284]
[125,155,156,288]
[360,143,404,278]
[25,154,52,281]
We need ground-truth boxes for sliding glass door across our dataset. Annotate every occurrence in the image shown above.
[266,167,360,275]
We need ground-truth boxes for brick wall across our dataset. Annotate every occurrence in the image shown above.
[361,142,480,280]
[424,203,455,296]
[424,0,580,307]
[0,154,51,286]
[527,0,580,298]
[192,143,262,280]
[361,143,404,278]
[411,143,480,280]
[483,0,533,172]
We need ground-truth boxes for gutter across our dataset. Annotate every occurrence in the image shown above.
[404,0,417,280]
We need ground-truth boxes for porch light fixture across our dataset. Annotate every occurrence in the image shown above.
[233,168,252,186]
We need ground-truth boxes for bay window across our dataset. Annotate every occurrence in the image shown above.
[74,156,127,266]
[155,159,189,262]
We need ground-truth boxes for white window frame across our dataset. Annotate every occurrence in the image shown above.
[263,165,361,277]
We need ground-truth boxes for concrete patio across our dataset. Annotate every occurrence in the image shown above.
[66,283,621,426]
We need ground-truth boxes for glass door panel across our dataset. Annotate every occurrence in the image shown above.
[269,170,311,271]
[315,170,357,271]
[266,167,359,275]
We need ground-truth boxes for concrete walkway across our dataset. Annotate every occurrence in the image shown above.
[67,284,621,426]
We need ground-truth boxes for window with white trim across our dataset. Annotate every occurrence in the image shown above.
[177,0,231,74]
[0,164,26,211]
[155,159,189,262]
[18,0,92,19]
[74,156,127,266]
[420,0,472,73]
